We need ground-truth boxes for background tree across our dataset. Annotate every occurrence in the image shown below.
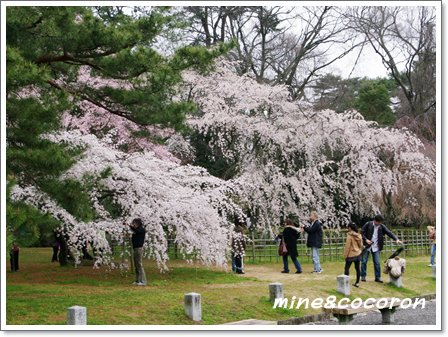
[181,6,362,100]
[312,74,397,126]
[354,79,396,125]
[312,74,355,113]
[267,6,360,100]
[346,6,436,141]
[184,6,234,47]
[181,60,435,230]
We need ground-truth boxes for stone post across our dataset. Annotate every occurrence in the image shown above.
[334,314,354,325]
[184,292,201,321]
[380,308,396,324]
[67,306,87,325]
[336,275,351,296]
[269,283,283,302]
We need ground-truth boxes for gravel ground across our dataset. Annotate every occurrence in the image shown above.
[306,299,437,325]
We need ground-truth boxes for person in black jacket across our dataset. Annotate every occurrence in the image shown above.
[231,223,246,274]
[125,218,147,286]
[301,211,323,273]
[51,230,60,262]
[278,218,302,274]
[361,214,402,283]
[10,243,19,272]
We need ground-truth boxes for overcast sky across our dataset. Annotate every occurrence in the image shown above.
[284,6,392,80]
[130,5,415,81]
[328,44,389,79]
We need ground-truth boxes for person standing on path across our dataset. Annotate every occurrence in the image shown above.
[302,211,323,273]
[125,218,147,286]
[278,218,303,274]
[427,226,436,267]
[343,222,363,287]
[360,214,402,283]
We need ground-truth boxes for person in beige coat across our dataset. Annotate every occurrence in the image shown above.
[343,222,363,287]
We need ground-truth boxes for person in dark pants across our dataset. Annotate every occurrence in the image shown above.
[301,211,323,273]
[231,223,246,274]
[52,230,60,262]
[343,222,363,287]
[10,243,19,272]
[278,218,302,274]
[427,226,436,267]
[361,214,402,283]
[81,244,93,260]
[125,218,147,286]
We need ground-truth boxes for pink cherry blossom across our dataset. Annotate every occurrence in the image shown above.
[10,59,435,271]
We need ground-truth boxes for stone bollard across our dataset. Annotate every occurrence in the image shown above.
[67,306,87,325]
[389,275,403,288]
[336,275,351,296]
[379,308,396,324]
[432,265,436,279]
[184,292,201,321]
[269,283,284,302]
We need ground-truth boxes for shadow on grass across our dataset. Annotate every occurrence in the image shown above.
[161,267,260,285]
[384,283,419,297]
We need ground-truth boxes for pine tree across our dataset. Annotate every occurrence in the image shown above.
[354,80,396,126]
[6,6,227,260]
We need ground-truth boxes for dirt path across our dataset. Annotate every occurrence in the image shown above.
[240,263,334,283]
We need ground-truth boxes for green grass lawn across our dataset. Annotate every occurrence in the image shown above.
[6,248,435,325]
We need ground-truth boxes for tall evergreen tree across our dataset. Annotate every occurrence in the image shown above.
[6,6,227,258]
[312,74,397,126]
[354,80,396,126]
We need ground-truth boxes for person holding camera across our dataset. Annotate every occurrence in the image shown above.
[302,211,323,274]
[125,218,147,286]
